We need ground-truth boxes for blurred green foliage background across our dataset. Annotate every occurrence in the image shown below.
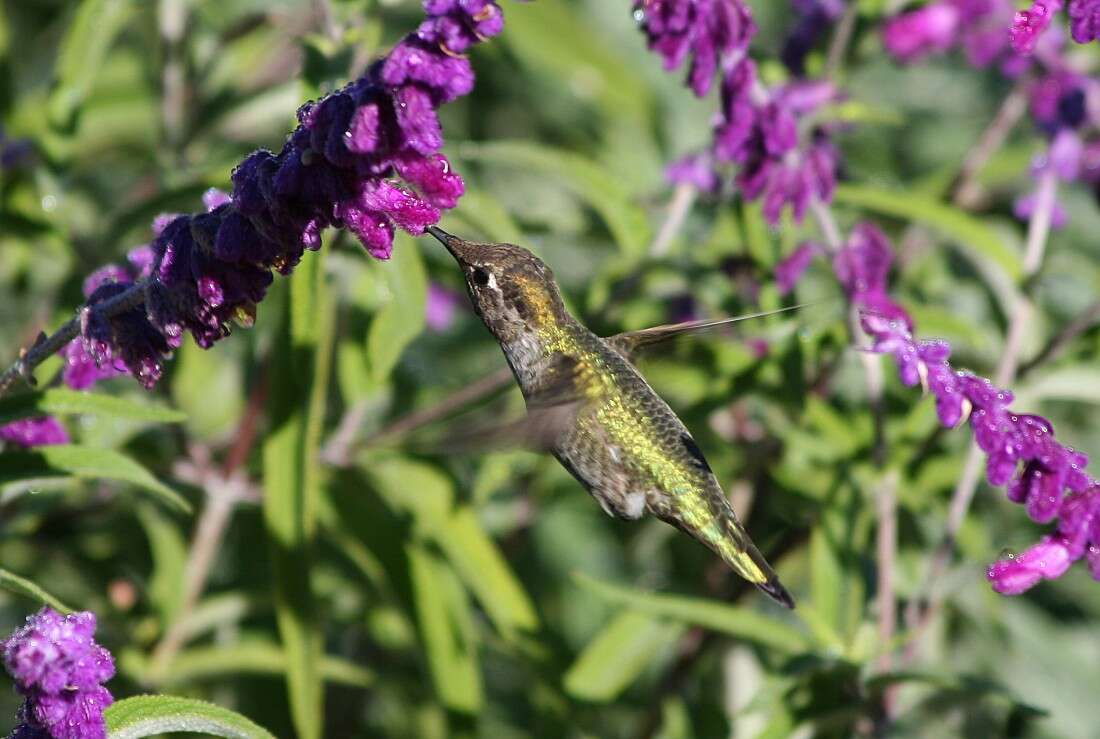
[3,0,1100,737]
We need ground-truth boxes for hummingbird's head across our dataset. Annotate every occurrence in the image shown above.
[426,226,566,343]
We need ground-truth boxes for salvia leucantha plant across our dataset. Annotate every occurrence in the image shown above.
[2,0,1100,736]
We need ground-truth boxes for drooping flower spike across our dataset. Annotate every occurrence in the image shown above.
[15,1,508,399]
[648,0,842,225]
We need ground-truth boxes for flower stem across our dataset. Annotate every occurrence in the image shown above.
[0,281,148,399]
[810,198,896,710]
[905,166,1058,657]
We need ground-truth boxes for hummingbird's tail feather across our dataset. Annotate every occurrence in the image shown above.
[715,514,796,609]
[755,576,796,610]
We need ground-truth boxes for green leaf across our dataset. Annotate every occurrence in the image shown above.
[122,642,374,690]
[563,609,682,702]
[0,388,186,425]
[573,573,809,652]
[364,454,454,535]
[408,544,483,713]
[104,695,276,739]
[833,185,1023,301]
[1015,366,1100,407]
[367,233,427,382]
[137,504,188,624]
[438,506,539,637]
[0,567,73,613]
[443,189,524,244]
[459,140,652,256]
[262,255,334,739]
[0,445,191,514]
[49,0,134,128]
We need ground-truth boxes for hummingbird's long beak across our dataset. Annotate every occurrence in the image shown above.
[425,226,464,260]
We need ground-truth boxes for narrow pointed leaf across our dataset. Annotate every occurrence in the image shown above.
[0,568,73,613]
[564,609,683,702]
[573,572,809,652]
[408,544,483,713]
[0,445,190,514]
[0,388,186,425]
[438,506,539,636]
[262,255,333,739]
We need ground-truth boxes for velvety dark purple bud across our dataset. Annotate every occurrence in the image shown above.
[309,93,359,168]
[213,210,256,263]
[202,188,231,211]
[231,150,279,217]
[0,417,69,448]
[1069,0,1100,41]
[1010,0,1062,54]
[82,283,172,388]
[153,216,197,288]
[347,102,381,154]
[381,39,475,104]
[987,536,1072,594]
[392,85,444,156]
[394,153,465,208]
[82,265,131,298]
[359,181,440,234]
[882,3,960,62]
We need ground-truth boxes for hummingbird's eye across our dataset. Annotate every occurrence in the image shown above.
[471,267,490,287]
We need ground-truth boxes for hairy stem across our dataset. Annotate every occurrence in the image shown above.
[0,281,148,399]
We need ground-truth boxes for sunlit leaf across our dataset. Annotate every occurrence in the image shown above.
[438,506,540,636]
[408,544,483,713]
[563,609,682,702]
[105,695,276,739]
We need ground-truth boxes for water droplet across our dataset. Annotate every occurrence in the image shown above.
[41,194,57,212]
[633,8,645,22]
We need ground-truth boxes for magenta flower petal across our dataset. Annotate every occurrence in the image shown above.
[988,536,1072,594]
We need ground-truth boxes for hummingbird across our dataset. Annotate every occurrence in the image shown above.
[425,226,795,608]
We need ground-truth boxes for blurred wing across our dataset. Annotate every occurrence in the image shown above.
[417,352,590,454]
[605,302,825,361]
